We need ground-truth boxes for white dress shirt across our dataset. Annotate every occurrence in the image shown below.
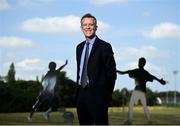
[78,36,96,85]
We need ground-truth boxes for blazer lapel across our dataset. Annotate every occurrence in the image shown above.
[88,37,99,62]
[77,41,86,65]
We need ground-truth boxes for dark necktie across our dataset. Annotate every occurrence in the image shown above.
[80,42,89,88]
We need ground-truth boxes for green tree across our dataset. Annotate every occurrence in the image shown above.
[6,63,16,84]
[0,75,3,81]
[56,71,76,108]
[121,88,130,106]
[146,88,157,106]
[111,89,123,106]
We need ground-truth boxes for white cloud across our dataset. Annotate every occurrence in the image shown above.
[145,62,166,76]
[16,58,44,71]
[0,0,11,11]
[0,36,34,48]
[114,46,168,62]
[114,46,167,77]
[15,58,68,80]
[97,20,111,31]
[17,0,54,6]
[21,15,80,34]
[89,0,128,6]
[15,58,45,80]
[21,15,110,34]
[143,22,180,39]
[120,61,166,77]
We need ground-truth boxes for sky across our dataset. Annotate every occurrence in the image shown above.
[0,0,179,92]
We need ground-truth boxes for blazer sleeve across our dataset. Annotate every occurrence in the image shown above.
[102,42,117,94]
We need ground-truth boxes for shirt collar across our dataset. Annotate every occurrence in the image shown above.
[86,36,96,46]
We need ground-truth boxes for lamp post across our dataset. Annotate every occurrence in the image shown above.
[173,70,178,105]
[166,91,168,104]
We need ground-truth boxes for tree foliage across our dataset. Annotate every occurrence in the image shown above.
[0,63,178,112]
[0,70,77,112]
[6,63,16,84]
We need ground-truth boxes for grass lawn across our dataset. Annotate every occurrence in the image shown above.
[0,106,179,125]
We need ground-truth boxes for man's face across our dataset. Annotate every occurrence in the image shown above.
[81,17,97,39]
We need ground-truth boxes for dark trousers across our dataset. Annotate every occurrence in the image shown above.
[77,86,109,125]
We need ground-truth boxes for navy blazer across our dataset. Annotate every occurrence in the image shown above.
[76,36,117,98]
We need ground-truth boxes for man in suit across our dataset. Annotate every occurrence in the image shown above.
[76,13,117,125]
